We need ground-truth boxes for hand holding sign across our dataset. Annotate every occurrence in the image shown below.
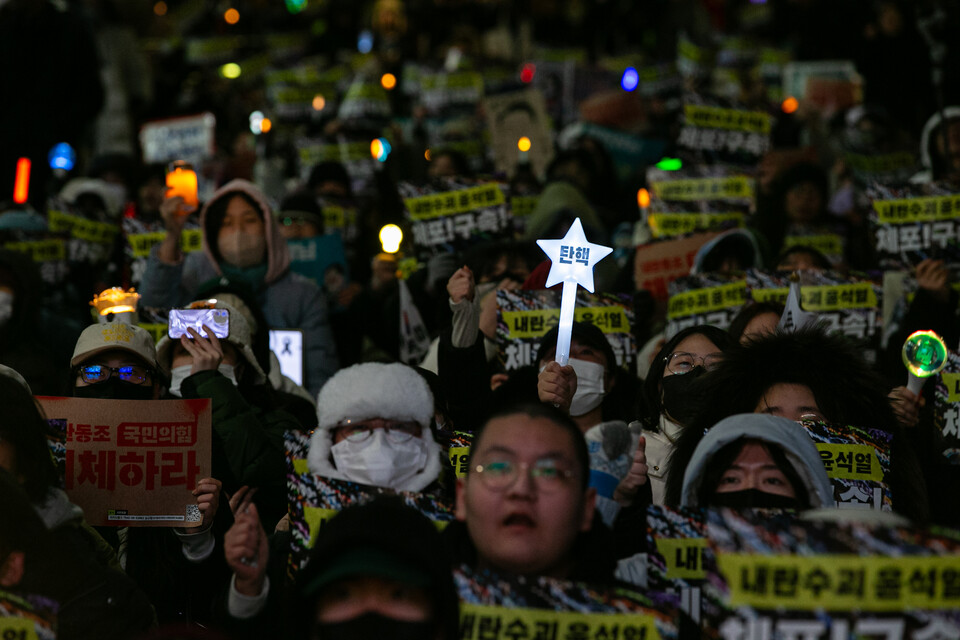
[536,219,613,366]
[902,330,947,395]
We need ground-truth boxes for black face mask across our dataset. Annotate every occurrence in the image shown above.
[709,488,802,510]
[314,613,432,640]
[74,379,154,401]
[660,366,706,426]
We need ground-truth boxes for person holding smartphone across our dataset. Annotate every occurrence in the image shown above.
[138,178,339,397]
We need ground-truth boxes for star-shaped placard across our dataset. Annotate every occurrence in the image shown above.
[536,218,613,293]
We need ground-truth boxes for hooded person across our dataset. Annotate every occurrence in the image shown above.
[661,327,930,522]
[680,413,834,510]
[307,362,444,493]
[912,106,960,184]
[138,179,339,396]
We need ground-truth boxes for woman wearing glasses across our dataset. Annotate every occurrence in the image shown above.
[633,325,735,507]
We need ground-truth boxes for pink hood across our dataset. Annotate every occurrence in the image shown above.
[199,179,291,285]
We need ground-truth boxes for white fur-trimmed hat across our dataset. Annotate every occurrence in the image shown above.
[308,362,440,492]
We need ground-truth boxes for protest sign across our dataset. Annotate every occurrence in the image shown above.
[337,75,391,123]
[295,137,378,196]
[38,396,212,528]
[0,590,57,640]
[2,238,68,287]
[123,219,203,286]
[747,270,883,343]
[269,329,303,387]
[782,61,862,112]
[419,71,484,115]
[484,88,554,181]
[495,289,635,372]
[401,180,513,259]
[932,349,960,450]
[665,274,748,338]
[867,183,960,269]
[634,232,723,301]
[284,430,465,577]
[455,564,679,640]
[799,420,893,511]
[703,508,960,638]
[285,235,348,287]
[677,96,772,164]
[781,226,846,266]
[139,113,216,166]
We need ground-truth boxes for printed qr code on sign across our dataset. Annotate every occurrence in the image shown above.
[185,504,202,523]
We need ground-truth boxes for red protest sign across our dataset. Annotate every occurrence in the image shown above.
[37,397,212,528]
[634,231,721,300]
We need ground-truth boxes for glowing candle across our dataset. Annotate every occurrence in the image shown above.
[166,162,198,209]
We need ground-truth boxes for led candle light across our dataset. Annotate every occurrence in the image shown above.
[902,330,948,395]
[13,157,30,204]
[165,161,198,209]
[536,218,613,366]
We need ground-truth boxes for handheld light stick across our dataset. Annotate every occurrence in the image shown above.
[902,330,947,395]
[536,218,613,366]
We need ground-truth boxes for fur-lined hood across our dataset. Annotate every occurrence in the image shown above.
[680,413,834,508]
[307,363,442,492]
[199,179,291,285]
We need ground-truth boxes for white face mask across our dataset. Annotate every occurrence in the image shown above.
[567,357,606,417]
[218,231,266,268]
[168,363,238,397]
[0,290,12,327]
[330,429,429,490]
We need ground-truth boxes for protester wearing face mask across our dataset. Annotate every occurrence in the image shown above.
[156,301,298,528]
[71,322,162,401]
[307,362,443,492]
[139,179,338,397]
[680,414,834,510]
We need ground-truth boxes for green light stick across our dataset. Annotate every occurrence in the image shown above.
[902,330,948,394]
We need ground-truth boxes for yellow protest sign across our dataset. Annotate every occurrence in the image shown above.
[303,506,339,547]
[511,195,540,218]
[127,229,204,258]
[404,184,506,221]
[655,537,708,579]
[652,177,754,202]
[751,283,877,311]
[684,104,772,134]
[648,212,745,238]
[783,234,844,256]
[872,194,960,224]
[816,443,883,482]
[502,306,630,339]
[667,281,748,319]
[0,618,38,640]
[48,210,118,244]
[459,604,661,640]
[942,373,960,403]
[3,239,66,262]
[449,446,471,479]
[136,323,168,345]
[718,553,960,612]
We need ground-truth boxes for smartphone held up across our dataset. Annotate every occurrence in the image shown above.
[168,308,230,340]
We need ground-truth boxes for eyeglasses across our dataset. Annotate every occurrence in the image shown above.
[665,352,723,375]
[333,420,422,444]
[472,457,577,493]
[76,364,153,385]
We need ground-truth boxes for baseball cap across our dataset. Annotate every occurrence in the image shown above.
[71,323,159,369]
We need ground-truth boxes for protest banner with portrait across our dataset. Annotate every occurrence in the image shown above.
[747,270,883,345]
[455,564,680,640]
[283,430,466,578]
[401,180,513,260]
[38,397,212,528]
[664,274,748,339]
[703,508,960,638]
[495,289,635,372]
[867,183,960,270]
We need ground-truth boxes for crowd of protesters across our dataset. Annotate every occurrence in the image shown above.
[2,0,960,638]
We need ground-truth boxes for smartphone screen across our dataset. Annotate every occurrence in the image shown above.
[168,308,230,339]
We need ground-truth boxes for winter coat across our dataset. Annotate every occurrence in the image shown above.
[137,179,339,396]
[26,489,156,640]
[179,369,297,527]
